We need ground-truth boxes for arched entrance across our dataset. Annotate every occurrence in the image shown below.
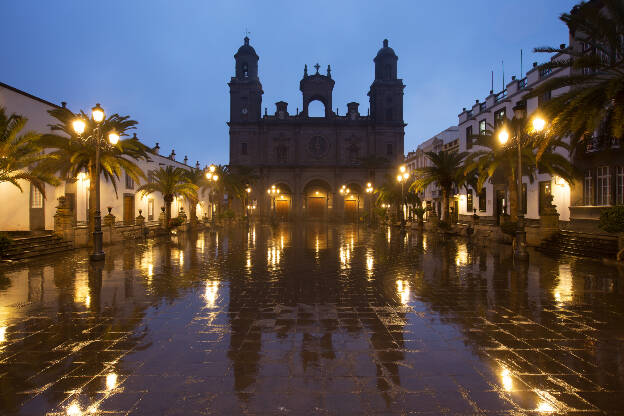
[270,183,292,220]
[342,183,362,222]
[304,179,332,220]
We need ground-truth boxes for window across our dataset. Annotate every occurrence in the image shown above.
[242,63,248,78]
[596,166,611,206]
[241,142,248,155]
[31,186,43,208]
[276,145,288,163]
[386,143,393,156]
[148,170,155,183]
[478,188,486,212]
[466,191,473,212]
[538,90,552,106]
[479,119,486,135]
[494,108,506,128]
[465,126,473,150]
[125,173,134,190]
[584,169,593,205]
[384,64,392,80]
[148,199,154,221]
[616,166,624,205]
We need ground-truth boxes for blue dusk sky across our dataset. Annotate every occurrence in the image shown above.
[1,1,578,166]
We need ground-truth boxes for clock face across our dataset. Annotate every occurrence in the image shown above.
[308,136,328,159]
[241,107,248,115]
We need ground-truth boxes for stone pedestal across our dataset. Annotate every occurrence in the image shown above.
[54,196,74,243]
[159,207,167,228]
[135,210,145,226]
[103,207,116,227]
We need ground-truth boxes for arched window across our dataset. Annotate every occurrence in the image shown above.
[307,100,326,117]
[384,64,392,80]
[242,63,249,78]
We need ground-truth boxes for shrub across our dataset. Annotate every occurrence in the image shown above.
[599,205,624,233]
[0,233,13,257]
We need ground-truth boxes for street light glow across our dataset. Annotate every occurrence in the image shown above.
[91,103,105,123]
[396,174,402,182]
[498,129,510,145]
[209,165,216,173]
[532,116,546,132]
[72,119,86,135]
[108,131,120,145]
[399,165,406,173]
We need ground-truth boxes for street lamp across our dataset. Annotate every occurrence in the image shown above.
[204,166,219,220]
[497,102,547,261]
[245,187,252,220]
[72,103,120,261]
[397,167,409,224]
[365,182,374,225]
[267,185,279,217]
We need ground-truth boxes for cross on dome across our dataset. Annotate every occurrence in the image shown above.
[314,63,320,74]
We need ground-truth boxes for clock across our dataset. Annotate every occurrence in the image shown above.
[241,107,248,115]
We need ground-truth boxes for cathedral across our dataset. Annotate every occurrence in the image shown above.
[228,37,405,220]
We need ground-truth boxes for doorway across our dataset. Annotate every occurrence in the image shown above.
[29,184,45,230]
[307,197,325,219]
[344,199,357,222]
[276,199,290,219]
[123,194,135,225]
[495,190,506,225]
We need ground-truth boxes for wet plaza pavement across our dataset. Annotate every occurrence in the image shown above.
[0,224,623,415]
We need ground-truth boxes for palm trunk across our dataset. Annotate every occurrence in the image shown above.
[164,195,173,229]
[507,175,519,222]
[441,188,449,222]
[189,199,198,224]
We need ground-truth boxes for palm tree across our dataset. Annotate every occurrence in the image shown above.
[38,107,149,234]
[409,150,468,222]
[183,168,212,223]
[527,0,624,156]
[0,107,59,195]
[210,164,258,217]
[464,131,575,222]
[137,166,198,228]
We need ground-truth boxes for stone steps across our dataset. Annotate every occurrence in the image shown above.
[2,233,74,261]
[537,230,618,259]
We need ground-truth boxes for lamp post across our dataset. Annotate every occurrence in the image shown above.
[245,187,252,221]
[497,102,546,261]
[365,182,374,225]
[72,104,119,262]
[205,165,219,220]
[397,166,409,225]
[267,185,279,219]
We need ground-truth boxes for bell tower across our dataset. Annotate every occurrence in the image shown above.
[229,36,263,123]
[368,39,404,123]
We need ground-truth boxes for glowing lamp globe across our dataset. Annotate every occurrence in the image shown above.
[72,119,86,135]
[498,129,510,145]
[91,103,105,123]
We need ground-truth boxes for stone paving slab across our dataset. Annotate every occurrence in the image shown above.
[0,224,623,415]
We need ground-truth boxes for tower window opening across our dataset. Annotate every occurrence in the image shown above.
[242,63,249,78]
[307,100,326,118]
[384,64,392,80]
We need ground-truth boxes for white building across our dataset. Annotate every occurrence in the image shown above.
[405,126,459,216]
[455,48,572,224]
[0,81,212,232]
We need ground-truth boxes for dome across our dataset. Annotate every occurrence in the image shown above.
[375,39,397,58]
[235,36,258,58]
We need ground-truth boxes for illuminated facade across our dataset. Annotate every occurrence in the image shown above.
[228,37,405,220]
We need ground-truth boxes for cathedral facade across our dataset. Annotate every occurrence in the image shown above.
[228,37,405,220]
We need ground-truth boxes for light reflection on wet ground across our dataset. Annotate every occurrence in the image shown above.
[1,223,623,415]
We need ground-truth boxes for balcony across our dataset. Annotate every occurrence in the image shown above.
[518,77,527,89]
[495,90,507,102]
